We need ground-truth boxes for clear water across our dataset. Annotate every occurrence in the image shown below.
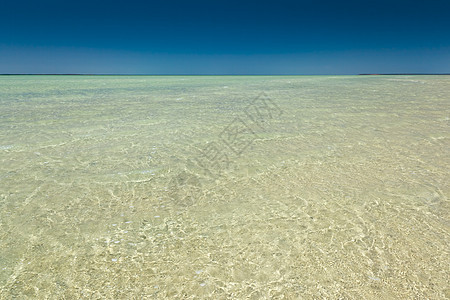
[0,75,448,298]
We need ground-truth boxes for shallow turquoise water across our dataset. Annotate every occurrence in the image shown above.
[0,75,449,298]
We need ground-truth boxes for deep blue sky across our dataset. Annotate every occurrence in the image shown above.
[1,0,449,74]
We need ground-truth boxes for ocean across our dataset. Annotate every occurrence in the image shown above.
[0,75,448,298]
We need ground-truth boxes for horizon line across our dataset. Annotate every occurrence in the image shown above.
[0,73,449,76]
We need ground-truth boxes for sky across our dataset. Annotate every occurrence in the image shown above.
[0,0,449,74]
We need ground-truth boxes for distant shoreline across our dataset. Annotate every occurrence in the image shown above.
[358,73,450,75]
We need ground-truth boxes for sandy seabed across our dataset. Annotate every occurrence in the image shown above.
[0,75,448,299]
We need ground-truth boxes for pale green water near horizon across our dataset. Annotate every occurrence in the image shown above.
[0,75,449,299]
